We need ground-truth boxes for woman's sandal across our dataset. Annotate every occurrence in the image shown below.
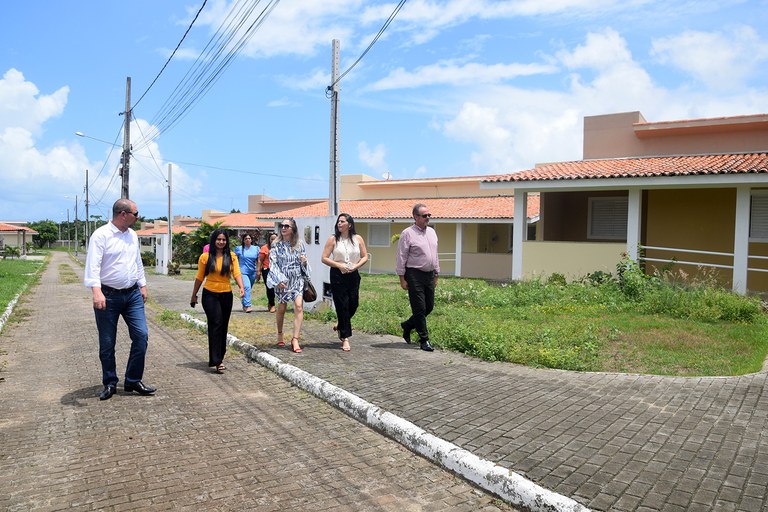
[341,339,350,352]
[290,336,302,353]
[276,332,285,347]
[215,364,226,373]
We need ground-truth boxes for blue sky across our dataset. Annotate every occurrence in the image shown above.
[1,0,767,224]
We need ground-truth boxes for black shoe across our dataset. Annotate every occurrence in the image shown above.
[400,321,412,344]
[99,385,116,401]
[420,340,434,352]
[124,381,156,395]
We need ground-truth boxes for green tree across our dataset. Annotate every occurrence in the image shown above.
[29,220,59,248]
[192,221,226,256]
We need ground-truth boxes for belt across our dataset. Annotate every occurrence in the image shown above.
[101,283,138,294]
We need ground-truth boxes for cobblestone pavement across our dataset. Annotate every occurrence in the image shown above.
[145,262,768,512]
[0,252,516,512]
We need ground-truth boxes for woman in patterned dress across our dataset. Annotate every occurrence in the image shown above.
[267,218,309,353]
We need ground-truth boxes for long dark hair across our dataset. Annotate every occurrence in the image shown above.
[205,229,232,276]
[334,213,358,242]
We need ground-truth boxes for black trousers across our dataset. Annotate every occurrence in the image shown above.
[330,267,361,339]
[261,268,275,308]
[403,268,435,342]
[202,289,233,367]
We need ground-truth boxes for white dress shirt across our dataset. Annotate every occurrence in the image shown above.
[84,221,147,289]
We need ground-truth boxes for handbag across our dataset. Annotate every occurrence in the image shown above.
[300,252,317,302]
[303,277,317,302]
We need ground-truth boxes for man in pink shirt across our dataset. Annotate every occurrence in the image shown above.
[396,203,440,352]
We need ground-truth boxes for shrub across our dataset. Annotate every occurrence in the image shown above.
[547,272,567,287]
[141,251,156,267]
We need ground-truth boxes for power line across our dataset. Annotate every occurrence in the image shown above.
[328,0,409,93]
[133,0,282,152]
[131,0,209,111]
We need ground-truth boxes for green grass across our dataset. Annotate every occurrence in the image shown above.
[307,273,768,377]
[0,258,46,319]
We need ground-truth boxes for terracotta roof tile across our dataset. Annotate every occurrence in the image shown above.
[0,223,38,234]
[135,225,197,236]
[206,212,277,229]
[485,153,768,183]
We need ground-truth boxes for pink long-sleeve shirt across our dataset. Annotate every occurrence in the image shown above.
[396,224,440,275]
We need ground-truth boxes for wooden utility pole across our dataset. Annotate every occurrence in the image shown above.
[121,77,132,199]
[328,40,340,217]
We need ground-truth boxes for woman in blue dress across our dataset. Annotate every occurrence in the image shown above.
[267,218,309,353]
[234,233,260,313]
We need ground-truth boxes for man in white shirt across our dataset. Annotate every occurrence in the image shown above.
[84,199,156,400]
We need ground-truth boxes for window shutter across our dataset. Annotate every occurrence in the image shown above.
[750,194,768,240]
[588,197,628,240]
[368,224,391,247]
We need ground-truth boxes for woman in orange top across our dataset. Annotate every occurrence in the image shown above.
[256,233,278,313]
[190,229,245,373]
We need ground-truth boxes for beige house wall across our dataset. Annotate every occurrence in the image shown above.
[643,188,736,288]
[522,241,626,281]
[584,111,768,159]
[341,173,516,200]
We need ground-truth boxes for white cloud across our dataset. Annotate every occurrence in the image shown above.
[357,141,389,176]
[440,28,665,173]
[277,69,329,91]
[193,0,360,59]
[369,60,558,90]
[0,68,68,135]
[0,70,202,221]
[651,25,768,90]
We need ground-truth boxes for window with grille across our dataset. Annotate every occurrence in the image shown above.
[368,223,391,247]
[587,197,628,240]
[750,193,768,241]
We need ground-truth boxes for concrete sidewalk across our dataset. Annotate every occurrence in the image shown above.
[147,262,768,512]
[0,251,516,511]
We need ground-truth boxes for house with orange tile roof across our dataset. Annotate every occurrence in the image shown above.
[482,111,768,294]
[0,222,38,256]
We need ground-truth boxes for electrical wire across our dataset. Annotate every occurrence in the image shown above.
[327,0,409,93]
[131,0,209,112]
[133,0,281,152]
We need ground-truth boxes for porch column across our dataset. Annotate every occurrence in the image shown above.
[512,191,527,280]
[733,186,750,295]
[626,188,641,260]
[454,224,463,277]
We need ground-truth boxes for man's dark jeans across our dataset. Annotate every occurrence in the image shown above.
[94,286,148,387]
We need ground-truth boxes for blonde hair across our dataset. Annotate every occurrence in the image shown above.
[275,218,301,251]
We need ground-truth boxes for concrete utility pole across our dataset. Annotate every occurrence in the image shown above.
[74,195,79,256]
[328,39,340,217]
[121,77,132,199]
[167,163,173,271]
[84,169,90,248]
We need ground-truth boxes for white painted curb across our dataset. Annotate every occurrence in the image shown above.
[179,313,590,512]
[0,292,22,334]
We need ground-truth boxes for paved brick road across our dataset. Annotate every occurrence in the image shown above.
[0,252,515,512]
[147,261,768,512]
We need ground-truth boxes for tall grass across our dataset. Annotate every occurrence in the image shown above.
[308,260,768,376]
[0,258,45,315]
